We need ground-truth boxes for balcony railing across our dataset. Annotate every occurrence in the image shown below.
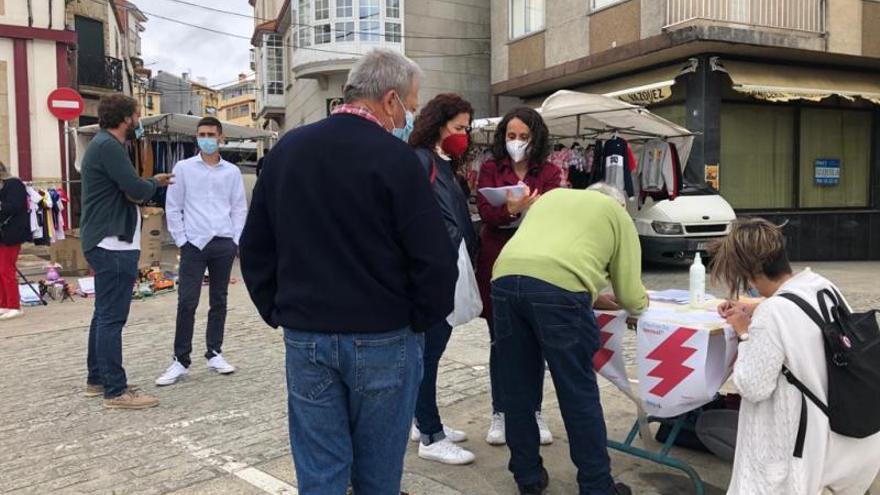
[665,0,826,34]
[78,55,124,91]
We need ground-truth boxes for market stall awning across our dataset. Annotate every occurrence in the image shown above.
[579,60,696,105]
[76,114,276,141]
[473,90,695,167]
[720,60,880,104]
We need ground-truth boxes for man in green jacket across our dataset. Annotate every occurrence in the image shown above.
[80,95,173,410]
[491,183,647,495]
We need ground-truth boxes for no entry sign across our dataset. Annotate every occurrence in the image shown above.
[47,88,85,121]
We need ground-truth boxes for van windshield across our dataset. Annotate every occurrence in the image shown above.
[679,181,719,197]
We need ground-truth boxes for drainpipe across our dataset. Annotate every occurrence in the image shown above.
[49,0,53,29]
[27,0,34,27]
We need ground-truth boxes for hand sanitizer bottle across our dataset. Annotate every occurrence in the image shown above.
[689,252,706,308]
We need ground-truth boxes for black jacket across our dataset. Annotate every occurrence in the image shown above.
[239,114,457,333]
[0,178,32,246]
[414,149,478,260]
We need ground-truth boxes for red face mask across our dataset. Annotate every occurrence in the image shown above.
[441,133,469,158]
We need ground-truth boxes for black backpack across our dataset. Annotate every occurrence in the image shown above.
[777,288,880,458]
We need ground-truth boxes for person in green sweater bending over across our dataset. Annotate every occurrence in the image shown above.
[80,95,174,410]
[491,182,648,495]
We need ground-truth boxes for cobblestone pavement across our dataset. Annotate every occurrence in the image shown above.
[1,261,878,495]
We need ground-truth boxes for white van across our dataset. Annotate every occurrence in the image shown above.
[630,182,736,263]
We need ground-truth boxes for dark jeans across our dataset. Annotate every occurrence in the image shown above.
[174,238,236,367]
[85,248,139,399]
[284,327,424,495]
[492,275,613,494]
[414,320,453,444]
[488,318,544,414]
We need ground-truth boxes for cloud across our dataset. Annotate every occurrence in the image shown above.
[140,0,254,87]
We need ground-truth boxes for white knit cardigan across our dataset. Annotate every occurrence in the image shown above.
[727,269,880,495]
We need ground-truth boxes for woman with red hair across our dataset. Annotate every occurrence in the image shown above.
[407,93,478,465]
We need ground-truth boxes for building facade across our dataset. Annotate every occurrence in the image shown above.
[218,75,258,128]
[250,0,492,133]
[490,0,880,261]
[0,0,76,182]
[66,0,140,126]
[149,71,221,117]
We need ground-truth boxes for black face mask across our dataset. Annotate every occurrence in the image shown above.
[125,125,137,141]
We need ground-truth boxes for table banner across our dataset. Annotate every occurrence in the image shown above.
[593,311,635,400]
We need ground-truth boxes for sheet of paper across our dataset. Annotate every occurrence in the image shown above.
[478,185,527,207]
[78,277,96,295]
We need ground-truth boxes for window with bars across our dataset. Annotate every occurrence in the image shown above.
[315,24,332,44]
[385,22,401,42]
[336,21,355,42]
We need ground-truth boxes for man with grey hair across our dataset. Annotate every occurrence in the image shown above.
[490,185,645,495]
[240,48,456,494]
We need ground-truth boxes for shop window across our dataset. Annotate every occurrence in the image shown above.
[799,108,871,208]
[720,104,795,209]
[650,104,686,127]
[385,22,401,43]
[509,0,544,39]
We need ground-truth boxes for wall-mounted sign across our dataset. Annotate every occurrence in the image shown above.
[814,158,840,186]
[326,97,344,116]
[704,164,720,191]
[617,86,673,106]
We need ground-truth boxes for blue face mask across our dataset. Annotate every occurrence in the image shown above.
[391,94,415,142]
[134,120,145,140]
[198,137,220,155]
[746,287,761,298]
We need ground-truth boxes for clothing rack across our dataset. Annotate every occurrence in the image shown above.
[24,180,81,186]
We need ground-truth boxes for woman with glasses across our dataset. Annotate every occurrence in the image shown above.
[407,93,479,465]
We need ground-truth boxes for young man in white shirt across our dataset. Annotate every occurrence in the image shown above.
[156,117,248,386]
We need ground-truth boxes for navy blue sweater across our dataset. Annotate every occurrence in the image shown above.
[240,113,457,333]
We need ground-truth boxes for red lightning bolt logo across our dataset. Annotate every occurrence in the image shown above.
[592,314,617,371]
[645,327,698,397]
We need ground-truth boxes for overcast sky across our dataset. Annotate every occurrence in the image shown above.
[139,0,254,87]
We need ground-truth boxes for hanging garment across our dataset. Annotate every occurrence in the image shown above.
[601,137,636,198]
[639,139,670,193]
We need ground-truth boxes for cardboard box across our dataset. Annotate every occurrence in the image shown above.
[50,230,88,273]
[138,207,165,268]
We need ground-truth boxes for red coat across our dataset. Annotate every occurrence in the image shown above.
[475,158,562,321]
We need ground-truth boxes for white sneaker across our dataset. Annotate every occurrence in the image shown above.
[155,360,189,386]
[486,412,506,445]
[410,422,468,443]
[207,353,235,374]
[536,412,554,445]
[0,309,23,321]
[418,438,475,465]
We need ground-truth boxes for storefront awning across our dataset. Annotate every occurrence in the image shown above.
[720,60,880,104]
[578,60,697,105]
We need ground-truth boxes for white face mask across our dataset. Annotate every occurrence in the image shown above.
[506,140,530,163]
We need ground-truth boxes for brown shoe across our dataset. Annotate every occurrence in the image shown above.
[103,389,158,410]
[85,384,139,398]
[85,383,104,397]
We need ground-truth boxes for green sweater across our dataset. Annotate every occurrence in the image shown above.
[80,130,158,252]
[493,189,649,315]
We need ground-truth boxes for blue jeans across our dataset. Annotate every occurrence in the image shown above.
[283,327,424,495]
[414,321,452,444]
[492,276,613,494]
[85,248,139,398]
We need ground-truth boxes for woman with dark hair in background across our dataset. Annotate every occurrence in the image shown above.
[407,93,478,465]
[476,107,562,446]
[0,160,29,321]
